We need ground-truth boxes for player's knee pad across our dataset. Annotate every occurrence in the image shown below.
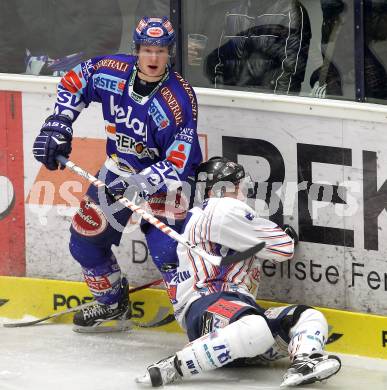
[288,309,328,357]
[177,314,274,376]
[227,315,275,358]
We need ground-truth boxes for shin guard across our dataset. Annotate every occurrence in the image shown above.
[177,315,275,377]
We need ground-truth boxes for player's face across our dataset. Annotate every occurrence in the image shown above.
[238,175,255,199]
[137,45,169,77]
[227,176,255,201]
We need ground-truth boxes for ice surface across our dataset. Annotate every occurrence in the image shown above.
[0,322,386,390]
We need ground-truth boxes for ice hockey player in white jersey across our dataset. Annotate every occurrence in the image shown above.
[136,157,342,387]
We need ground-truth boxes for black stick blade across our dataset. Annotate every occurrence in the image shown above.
[220,241,265,266]
[3,316,51,328]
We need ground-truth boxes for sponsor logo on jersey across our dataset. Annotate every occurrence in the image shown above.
[94,59,130,73]
[81,59,94,81]
[147,191,188,220]
[116,132,156,159]
[146,161,180,187]
[110,95,146,136]
[166,284,177,304]
[171,270,191,284]
[175,73,198,121]
[176,128,195,143]
[61,69,84,93]
[245,212,254,221]
[147,26,164,37]
[149,99,170,130]
[93,74,126,95]
[166,140,191,173]
[57,86,86,112]
[160,87,183,126]
[72,198,108,237]
[105,121,116,140]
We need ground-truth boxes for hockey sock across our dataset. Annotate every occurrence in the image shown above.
[81,254,122,307]
[288,309,328,359]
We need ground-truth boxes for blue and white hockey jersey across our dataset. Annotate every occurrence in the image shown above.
[54,54,202,192]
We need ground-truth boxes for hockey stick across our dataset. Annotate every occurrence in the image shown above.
[2,278,164,328]
[56,155,266,267]
[132,307,175,329]
[133,313,176,329]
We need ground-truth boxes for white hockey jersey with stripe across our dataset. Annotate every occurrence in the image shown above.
[164,196,295,328]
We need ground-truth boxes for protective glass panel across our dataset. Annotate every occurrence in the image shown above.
[303,0,355,100]
[182,0,357,101]
[364,0,387,103]
[0,0,170,76]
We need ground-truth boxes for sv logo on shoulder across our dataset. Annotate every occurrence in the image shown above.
[110,95,146,136]
[57,87,86,112]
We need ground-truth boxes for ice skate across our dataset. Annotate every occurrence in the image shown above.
[281,353,341,387]
[135,355,182,387]
[72,277,131,333]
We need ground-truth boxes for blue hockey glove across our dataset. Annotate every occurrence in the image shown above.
[32,114,73,170]
[107,174,160,203]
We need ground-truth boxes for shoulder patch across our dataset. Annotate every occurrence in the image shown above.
[81,59,94,82]
[149,98,170,130]
[166,140,191,173]
[245,212,254,221]
[61,68,84,93]
[92,74,126,95]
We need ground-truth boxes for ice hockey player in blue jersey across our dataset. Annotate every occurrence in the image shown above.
[136,157,341,387]
[32,16,202,331]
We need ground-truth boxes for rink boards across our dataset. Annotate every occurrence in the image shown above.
[0,276,386,360]
[1,83,387,317]
[1,76,387,363]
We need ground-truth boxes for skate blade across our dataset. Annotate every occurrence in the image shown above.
[280,359,341,387]
[72,319,132,333]
[280,373,303,387]
[313,359,341,380]
[135,372,151,384]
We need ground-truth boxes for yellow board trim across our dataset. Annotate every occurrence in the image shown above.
[1,276,386,359]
